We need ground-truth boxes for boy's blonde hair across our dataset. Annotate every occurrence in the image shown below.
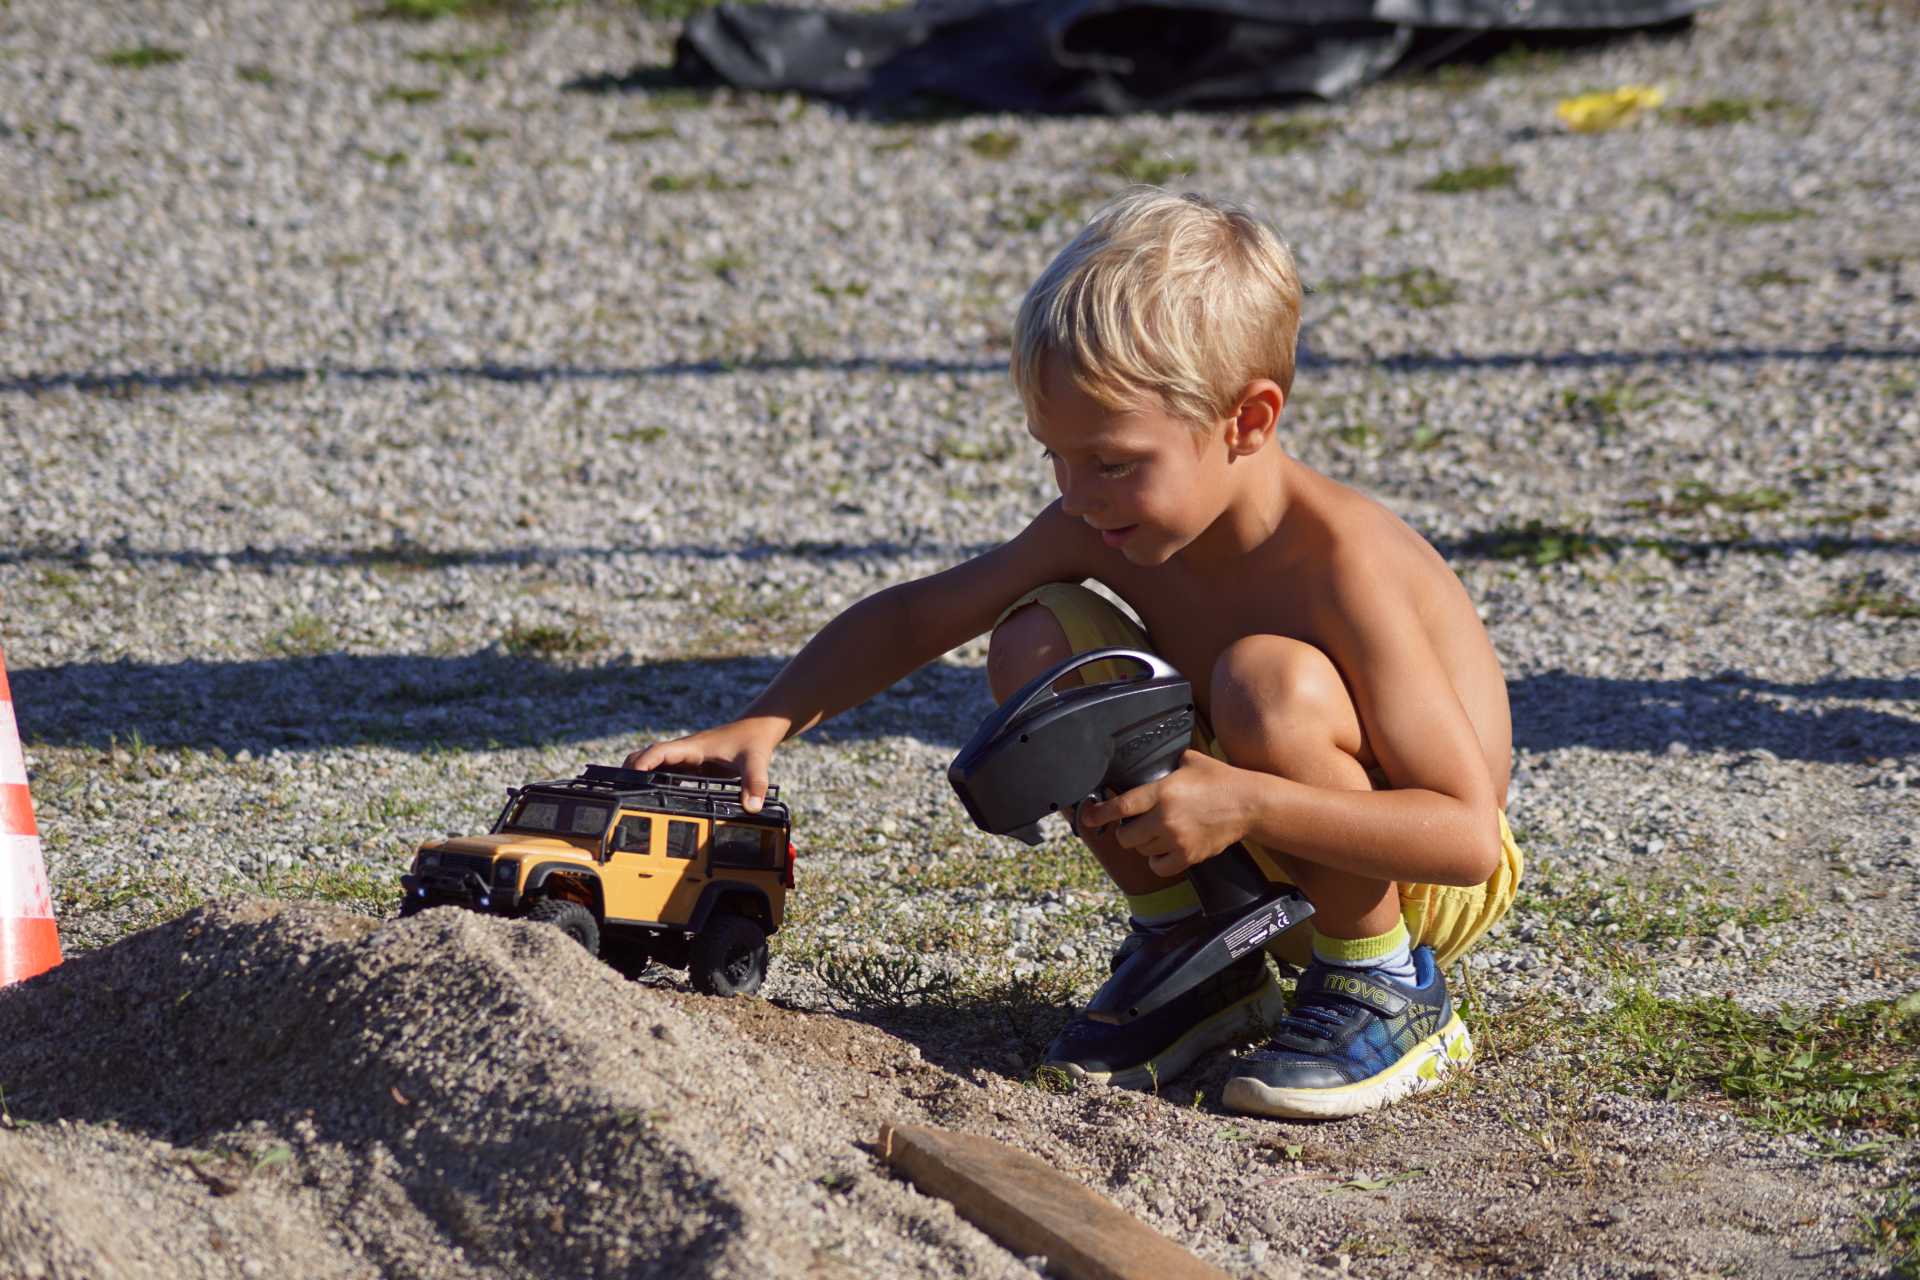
[1012,188,1302,428]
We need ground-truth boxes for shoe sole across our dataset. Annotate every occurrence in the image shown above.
[1220,1014,1474,1120]
[1050,978,1288,1092]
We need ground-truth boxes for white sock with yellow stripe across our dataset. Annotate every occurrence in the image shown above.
[1311,918,1417,986]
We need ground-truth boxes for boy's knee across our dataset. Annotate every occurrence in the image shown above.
[987,603,1073,703]
[1209,635,1358,757]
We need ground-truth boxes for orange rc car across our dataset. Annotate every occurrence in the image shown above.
[400,764,794,996]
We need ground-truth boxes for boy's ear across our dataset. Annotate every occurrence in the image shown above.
[1226,380,1285,455]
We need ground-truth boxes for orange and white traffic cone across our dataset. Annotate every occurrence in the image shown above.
[0,645,60,985]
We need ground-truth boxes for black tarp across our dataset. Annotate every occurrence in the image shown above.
[674,0,1713,114]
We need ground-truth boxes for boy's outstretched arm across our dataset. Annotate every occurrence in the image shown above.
[626,503,1092,810]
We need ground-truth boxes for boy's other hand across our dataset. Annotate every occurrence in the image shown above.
[623,718,784,813]
[1076,750,1249,878]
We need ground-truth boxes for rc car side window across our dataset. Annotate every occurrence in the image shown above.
[612,814,652,853]
[710,823,773,869]
[665,820,699,860]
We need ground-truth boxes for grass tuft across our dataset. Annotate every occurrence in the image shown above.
[366,0,488,21]
[1419,161,1515,194]
[101,45,185,69]
[1598,987,1920,1137]
[1815,573,1920,620]
[1715,206,1811,226]
[1667,97,1781,128]
[817,949,958,1013]
[408,43,508,74]
[1629,481,1791,516]
[1463,519,1611,566]
[1244,116,1334,155]
[608,125,673,144]
[965,130,1020,159]
[378,86,445,105]
[1323,266,1459,309]
[1860,1179,1920,1279]
[501,621,609,657]
[1098,141,1189,186]
[270,614,337,657]
[1518,864,1806,953]
[648,171,748,193]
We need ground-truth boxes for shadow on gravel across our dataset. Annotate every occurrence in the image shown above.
[1511,671,1920,763]
[798,992,1081,1089]
[4,525,1913,573]
[0,537,1000,570]
[3,343,1915,398]
[6,650,995,756]
[11,652,1915,764]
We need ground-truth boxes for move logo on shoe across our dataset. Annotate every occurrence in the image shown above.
[1321,971,1400,1009]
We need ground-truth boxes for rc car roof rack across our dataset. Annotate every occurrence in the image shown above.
[515,764,789,826]
[579,763,781,803]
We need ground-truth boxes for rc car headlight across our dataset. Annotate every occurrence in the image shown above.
[419,852,441,870]
[494,862,517,884]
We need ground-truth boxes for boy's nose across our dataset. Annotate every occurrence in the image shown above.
[1057,472,1095,518]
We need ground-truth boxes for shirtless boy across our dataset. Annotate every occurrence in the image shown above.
[629,188,1523,1119]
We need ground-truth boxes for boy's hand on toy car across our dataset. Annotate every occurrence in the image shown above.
[1076,750,1249,877]
[625,717,785,812]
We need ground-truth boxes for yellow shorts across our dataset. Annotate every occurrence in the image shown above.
[998,582,1523,970]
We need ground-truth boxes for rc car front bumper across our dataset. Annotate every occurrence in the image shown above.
[400,868,519,916]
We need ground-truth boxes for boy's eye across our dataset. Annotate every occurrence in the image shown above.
[1099,461,1137,479]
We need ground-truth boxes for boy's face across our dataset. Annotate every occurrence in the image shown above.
[1028,362,1240,567]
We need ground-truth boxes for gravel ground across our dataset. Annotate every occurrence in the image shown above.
[1,0,1916,1277]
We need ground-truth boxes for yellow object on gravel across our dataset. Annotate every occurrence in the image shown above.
[1556,84,1667,132]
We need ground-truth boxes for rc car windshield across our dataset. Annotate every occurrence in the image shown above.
[502,796,613,839]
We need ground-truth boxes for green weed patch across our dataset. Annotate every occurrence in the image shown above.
[1419,162,1515,194]
[1461,519,1613,565]
[1715,206,1811,226]
[1099,141,1189,186]
[1244,116,1334,155]
[965,130,1020,159]
[501,621,608,657]
[409,43,508,74]
[1629,481,1792,517]
[1517,864,1805,953]
[1597,987,1920,1138]
[1322,266,1459,309]
[1667,97,1783,128]
[1816,574,1920,620]
[100,46,185,69]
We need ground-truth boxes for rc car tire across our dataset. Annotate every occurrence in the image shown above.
[398,894,424,918]
[689,912,768,997]
[525,897,601,956]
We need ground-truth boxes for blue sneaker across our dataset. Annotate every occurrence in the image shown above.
[1221,945,1471,1119]
[1043,923,1287,1091]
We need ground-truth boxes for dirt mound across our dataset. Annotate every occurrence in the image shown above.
[0,901,1026,1280]
[0,900,1877,1280]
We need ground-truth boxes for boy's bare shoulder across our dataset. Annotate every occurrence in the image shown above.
[1291,473,1450,611]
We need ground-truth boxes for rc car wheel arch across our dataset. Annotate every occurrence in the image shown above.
[524,863,605,916]
[688,884,773,936]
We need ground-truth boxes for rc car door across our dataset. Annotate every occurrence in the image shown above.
[603,811,708,924]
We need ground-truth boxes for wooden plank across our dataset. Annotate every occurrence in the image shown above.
[877,1122,1230,1280]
